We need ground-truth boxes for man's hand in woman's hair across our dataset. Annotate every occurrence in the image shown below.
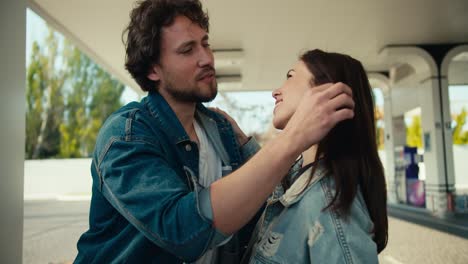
[282,82,355,153]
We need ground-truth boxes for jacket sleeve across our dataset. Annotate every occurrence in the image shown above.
[240,136,261,162]
[95,137,229,262]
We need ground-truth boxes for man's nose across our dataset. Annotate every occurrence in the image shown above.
[197,47,214,68]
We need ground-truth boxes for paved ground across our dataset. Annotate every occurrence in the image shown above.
[379,217,468,264]
[23,200,468,264]
[23,200,89,264]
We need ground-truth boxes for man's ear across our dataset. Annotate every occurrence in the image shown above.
[147,65,161,82]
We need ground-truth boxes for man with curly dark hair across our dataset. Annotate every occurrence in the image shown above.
[75,0,355,263]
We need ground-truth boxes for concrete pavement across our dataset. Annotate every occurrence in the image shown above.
[23,200,468,264]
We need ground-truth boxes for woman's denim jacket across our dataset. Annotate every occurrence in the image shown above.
[248,161,378,264]
[75,91,260,263]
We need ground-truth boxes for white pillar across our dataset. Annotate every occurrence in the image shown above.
[421,76,455,215]
[440,45,468,213]
[0,0,26,262]
[383,94,397,203]
[369,73,397,204]
[381,45,456,216]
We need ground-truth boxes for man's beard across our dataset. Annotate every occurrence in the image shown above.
[164,80,218,103]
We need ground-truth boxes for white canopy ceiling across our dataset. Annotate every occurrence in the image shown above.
[29,0,468,94]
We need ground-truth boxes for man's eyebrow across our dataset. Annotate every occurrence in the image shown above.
[176,40,196,51]
[176,35,209,51]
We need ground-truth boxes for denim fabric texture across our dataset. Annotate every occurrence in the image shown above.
[248,161,378,264]
[75,91,260,263]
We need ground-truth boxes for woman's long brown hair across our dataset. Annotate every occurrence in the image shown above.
[299,49,388,253]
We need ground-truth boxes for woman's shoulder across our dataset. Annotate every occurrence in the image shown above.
[279,170,331,220]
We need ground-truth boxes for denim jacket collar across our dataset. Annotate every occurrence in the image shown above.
[279,162,327,207]
[145,91,191,145]
[144,91,241,167]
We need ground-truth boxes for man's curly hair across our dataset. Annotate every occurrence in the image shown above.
[123,0,209,92]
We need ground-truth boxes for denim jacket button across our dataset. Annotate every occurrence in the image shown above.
[185,144,192,151]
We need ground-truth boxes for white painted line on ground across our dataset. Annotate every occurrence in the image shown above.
[56,195,91,201]
[24,194,58,201]
[382,255,405,264]
[24,194,91,201]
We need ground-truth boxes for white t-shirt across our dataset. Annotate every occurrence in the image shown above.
[193,120,223,264]
[194,120,223,188]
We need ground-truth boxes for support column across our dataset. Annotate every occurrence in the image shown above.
[0,0,26,262]
[440,44,468,213]
[420,76,455,215]
[381,45,460,216]
[383,95,397,204]
[369,73,397,203]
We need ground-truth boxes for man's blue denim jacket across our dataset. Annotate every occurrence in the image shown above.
[75,91,260,263]
[248,161,378,264]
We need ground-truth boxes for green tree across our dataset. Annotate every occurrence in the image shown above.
[25,42,43,158]
[375,107,385,150]
[406,116,423,148]
[58,44,92,158]
[25,28,65,159]
[453,108,468,145]
[85,69,125,154]
[59,43,125,158]
[26,26,126,159]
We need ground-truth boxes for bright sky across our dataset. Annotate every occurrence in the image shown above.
[26,9,45,66]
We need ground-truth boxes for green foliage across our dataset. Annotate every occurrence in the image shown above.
[376,126,385,150]
[25,42,43,158]
[403,109,468,148]
[26,26,125,159]
[406,116,423,148]
[373,106,385,150]
[453,108,468,145]
[26,29,65,159]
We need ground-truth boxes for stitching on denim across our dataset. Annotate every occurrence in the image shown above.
[125,109,138,141]
[146,99,190,145]
[102,182,169,248]
[102,179,213,250]
[183,166,212,224]
[144,98,158,119]
[93,158,104,192]
[321,180,354,263]
[98,152,216,250]
[125,118,132,141]
[97,138,163,171]
[97,137,120,168]
[176,137,190,144]
[128,137,160,146]
[145,98,185,145]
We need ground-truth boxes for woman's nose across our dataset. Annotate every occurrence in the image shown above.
[272,88,280,99]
